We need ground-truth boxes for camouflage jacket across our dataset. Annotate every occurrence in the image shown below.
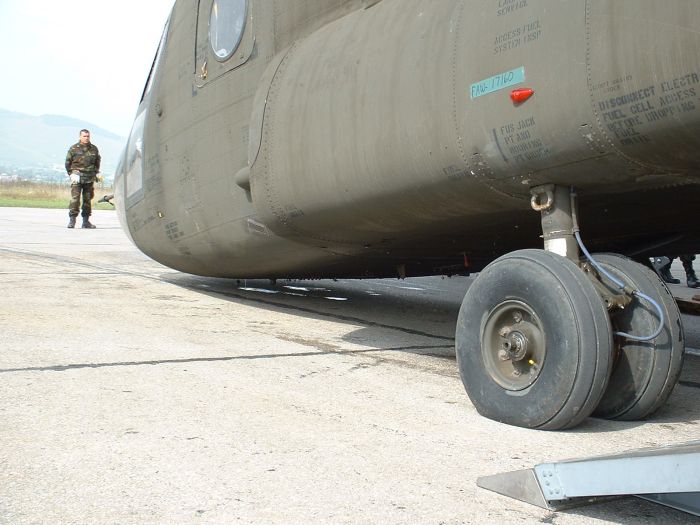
[65,142,101,174]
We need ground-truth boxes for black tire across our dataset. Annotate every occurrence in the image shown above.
[456,249,613,430]
[591,254,684,420]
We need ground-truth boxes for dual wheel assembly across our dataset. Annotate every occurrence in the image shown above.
[456,249,685,430]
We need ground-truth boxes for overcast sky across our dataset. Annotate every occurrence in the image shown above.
[0,0,175,137]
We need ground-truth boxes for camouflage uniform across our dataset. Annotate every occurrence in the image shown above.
[65,142,101,220]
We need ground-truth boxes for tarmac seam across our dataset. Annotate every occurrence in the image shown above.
[0,344,456,374]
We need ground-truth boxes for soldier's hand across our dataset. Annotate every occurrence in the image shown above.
[69,172,80,185]
[95,173,104,183]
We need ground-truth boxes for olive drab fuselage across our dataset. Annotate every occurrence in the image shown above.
[115,0,700,279]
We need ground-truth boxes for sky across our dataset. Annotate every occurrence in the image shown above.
[0,0,175,137]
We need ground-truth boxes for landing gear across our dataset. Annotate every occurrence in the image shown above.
[592,254,685,420]
[455,184,684,429]
[456,249,613,430]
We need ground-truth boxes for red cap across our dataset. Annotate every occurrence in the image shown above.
[510,88,535,104]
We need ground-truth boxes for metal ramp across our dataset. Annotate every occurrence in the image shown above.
[477,440,700,516]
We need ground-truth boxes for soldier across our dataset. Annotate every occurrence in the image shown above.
[65,129,101,228]
[652,254,700,288]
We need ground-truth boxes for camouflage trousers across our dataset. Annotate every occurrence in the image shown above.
[69,182,95,218]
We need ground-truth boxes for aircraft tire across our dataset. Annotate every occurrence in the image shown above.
[456,249,613,430]
[591,253,685,420]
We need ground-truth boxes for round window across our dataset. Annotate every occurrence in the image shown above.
[209,0,247,61]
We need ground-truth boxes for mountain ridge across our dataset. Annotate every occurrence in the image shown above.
[0,108,127,175]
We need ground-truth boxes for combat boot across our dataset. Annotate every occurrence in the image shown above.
[81,219,96,229]
[652,257,680,284]
[682,258,700,288]
[67,217,76,229]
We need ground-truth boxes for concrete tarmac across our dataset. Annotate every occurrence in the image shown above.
[1,207,699,524]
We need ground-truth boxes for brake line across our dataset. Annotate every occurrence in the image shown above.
[570,188,665,342]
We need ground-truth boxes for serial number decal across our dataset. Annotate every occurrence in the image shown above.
[471,66,525,99]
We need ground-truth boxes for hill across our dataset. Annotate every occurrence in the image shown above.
[0,108,126,181]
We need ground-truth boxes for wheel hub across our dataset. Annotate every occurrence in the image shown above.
[483,301,546,390]
[501,330,529,361]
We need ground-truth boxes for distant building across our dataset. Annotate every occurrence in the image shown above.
[0,173,21,183]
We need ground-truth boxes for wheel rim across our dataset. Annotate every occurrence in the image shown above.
[482,300,546,391]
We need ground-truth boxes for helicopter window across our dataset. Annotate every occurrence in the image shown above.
[142,17,171,102]
[209,0,247,61]
[125,110,146,201]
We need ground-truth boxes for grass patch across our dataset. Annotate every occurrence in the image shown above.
[0,181,114,210]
